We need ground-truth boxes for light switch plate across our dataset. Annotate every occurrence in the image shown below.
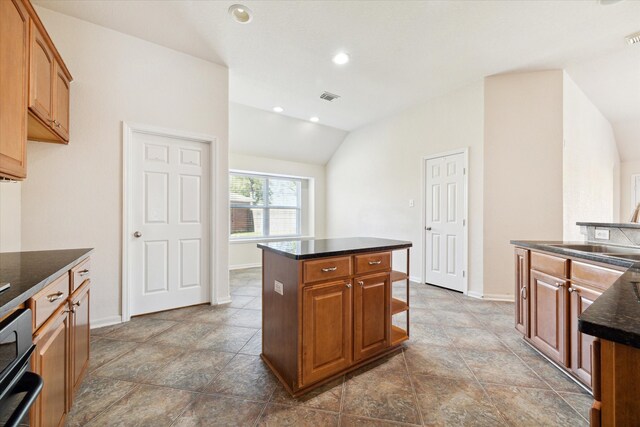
[595,228,610,240]
[274,280,284,295]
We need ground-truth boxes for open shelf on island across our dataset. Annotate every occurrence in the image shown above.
[390,270,408,283]
[391,297,409,315]
[391,325,409,346]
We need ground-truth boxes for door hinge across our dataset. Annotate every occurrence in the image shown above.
[463,219,466,226]
[462,270,466,278]
[463,168,466,175]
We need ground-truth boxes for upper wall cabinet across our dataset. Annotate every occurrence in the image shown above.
[0,0,72,180]
[0,0,30,179]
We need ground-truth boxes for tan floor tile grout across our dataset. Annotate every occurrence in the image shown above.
[401,348,425,426]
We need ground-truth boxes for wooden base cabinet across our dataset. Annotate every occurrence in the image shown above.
[514,246,623,391]
[354,273,389,361]
[301,280,352,386]
[569,284,601,387]
[70,281,90,401]
[29,256,91,427]
[31,305,70,427]
[529,270,568,365]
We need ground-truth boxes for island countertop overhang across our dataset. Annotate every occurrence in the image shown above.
[257,237,412,260]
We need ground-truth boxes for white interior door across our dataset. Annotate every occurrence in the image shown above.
[129,130,210,315]
[425,153,466,292]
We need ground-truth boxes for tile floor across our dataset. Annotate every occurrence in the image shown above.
[70,268,593,426]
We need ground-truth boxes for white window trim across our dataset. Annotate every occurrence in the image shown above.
[229,170,307,241]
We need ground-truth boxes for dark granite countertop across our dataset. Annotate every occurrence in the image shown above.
[512,240,640,349]
[0,249,93,319]
[258,237,412,260]
[576,222,640,229]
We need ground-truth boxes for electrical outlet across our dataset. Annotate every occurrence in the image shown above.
[595,228,610,240]
[409,199,415,207]
[274,280,284,295]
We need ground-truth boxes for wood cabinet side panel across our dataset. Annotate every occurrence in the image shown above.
[262,250,300,391]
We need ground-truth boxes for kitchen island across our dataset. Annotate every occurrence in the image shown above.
[258,237,412,396]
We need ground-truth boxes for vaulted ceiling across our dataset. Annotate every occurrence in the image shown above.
[34,0,640,159]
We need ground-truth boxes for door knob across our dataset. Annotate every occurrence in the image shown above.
[133,231,142,238]
[426,227,432,231]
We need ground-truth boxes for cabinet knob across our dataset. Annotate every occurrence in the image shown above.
[345,283,352,289]
[358,281,364,287]
[520,287,527,300]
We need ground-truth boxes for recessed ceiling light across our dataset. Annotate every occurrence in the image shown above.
[332,52,350,65]
[310,117,319,123]
[228,4,252,24]
[273,106,284,113]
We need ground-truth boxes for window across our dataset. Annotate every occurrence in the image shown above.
[230,172,302,240]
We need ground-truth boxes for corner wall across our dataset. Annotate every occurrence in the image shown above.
[0,182,21,252]
[562,73,620,240]
[21,8,229,326]
[621,160,640,220]
[483,71,564,299]
[326,82,484,292]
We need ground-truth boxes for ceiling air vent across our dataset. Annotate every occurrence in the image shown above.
[320,91,341,102]
[626,31,640,45]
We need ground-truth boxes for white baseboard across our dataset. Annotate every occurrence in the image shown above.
[229,263,261,270]
[91,315,122,329]
[409,275,421,283]
[466,290,484,299]
[214,296,232,305]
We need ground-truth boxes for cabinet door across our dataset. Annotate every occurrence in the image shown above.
[52,62,70,142]
[302,280,352,386]
[354,273,389,361]
[514,248,529,336]
[530,270,568,365]
[31,306,70,427]
[569,283,601,387]
[0,0,29,179]
[29,21,54,125]
[70,282,90,403]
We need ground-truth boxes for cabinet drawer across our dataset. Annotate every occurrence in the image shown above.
[531,251,568,278]
[30,273,70,331]
[70,257,90,293]
[571,261,622,291]
[354,252,391,275]
[303,256,352,283]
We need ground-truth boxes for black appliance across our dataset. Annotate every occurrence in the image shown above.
[0,309,43,427]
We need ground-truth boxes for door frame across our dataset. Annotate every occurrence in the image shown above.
[420,148,469,294]
[121,122,219,322]
[632,174,640,214]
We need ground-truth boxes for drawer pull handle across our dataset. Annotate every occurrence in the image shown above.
[78,269,90,276]
[321,267,337,272]
[368,260,382,265]
[47,291,64,302]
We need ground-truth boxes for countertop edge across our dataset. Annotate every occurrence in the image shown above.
[0,248,94,319]
[576,222,640,229]
[258,242,413,260]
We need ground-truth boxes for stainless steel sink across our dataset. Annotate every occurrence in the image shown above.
[549,244,640,255]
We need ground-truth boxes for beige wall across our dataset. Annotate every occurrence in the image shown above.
[229,153,326,268]
[621,161,640,220]
[484,71,564,298]
[0,182,21,252]
[21,8,229,326]
[326,82,485,291]
[563,73,620,240]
